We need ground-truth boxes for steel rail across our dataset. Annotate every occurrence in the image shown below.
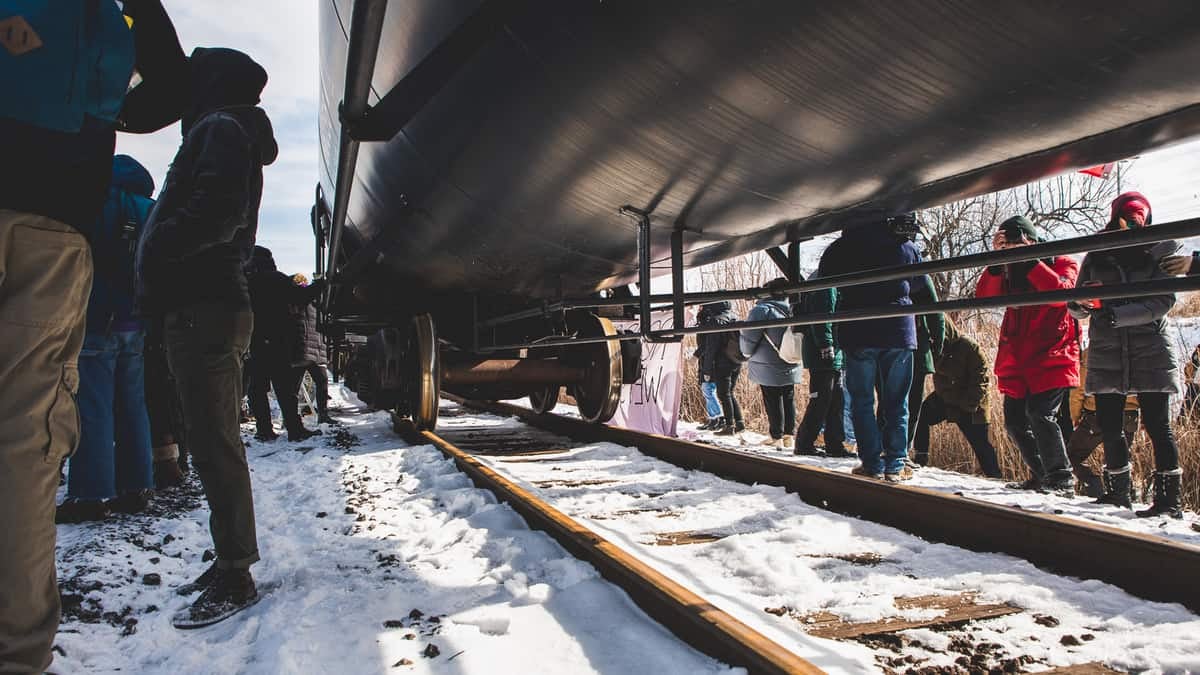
[446,395,1200,614]
[476,216,1200,329]
[474,274,1200,351]
[395,418,824,675]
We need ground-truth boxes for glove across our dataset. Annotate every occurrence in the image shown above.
[819,346,835,361]
[1161,254,1195,276]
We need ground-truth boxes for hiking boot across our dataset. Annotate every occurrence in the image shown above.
[1006,477,1044,492]
[317,413,337,425]
[1078,473,1105,499]
[1136,470,1184,519]
[714,425,738,436]
[781,434,794,448]
[885,466,914,483]
[794,446,827,457]
[107,489,153,515]
[699,417,722,431]
[1044,477,1076,497]
[765,438,784,450]
[825,446,853,458]
[288,427,322,442]
[55,498,110,524]
[851,464,883,480]
[176,562,220,596]
[154,458,185,489]
[172,568,259,629]
[734,421,746,433]
[254,430,279,442]
[1093,466,1132,509]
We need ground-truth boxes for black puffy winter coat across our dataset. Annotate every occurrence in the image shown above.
[697,301,740,378]
[291,304,327,367]
[1070,240,1178,394]
[135,48,278,315]
[248,249,323,363]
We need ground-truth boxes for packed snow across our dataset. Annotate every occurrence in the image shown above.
[51,385,733,675]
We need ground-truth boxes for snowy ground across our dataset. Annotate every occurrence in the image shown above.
[457,406,1200,673]
[671,420,1200,548]
[51,386,732,675]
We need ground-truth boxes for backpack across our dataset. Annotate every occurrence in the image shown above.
[722,331,750,364]
[766,328,804,365]
[0,2,135,132]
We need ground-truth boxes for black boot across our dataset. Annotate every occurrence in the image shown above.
[176,562,220,596]
[1093,467,1132,509]
[172,568,259,628]
[288,426,322,442]
[107,489,153,515]
[714,423,738,436]
[1136,470,1184,519]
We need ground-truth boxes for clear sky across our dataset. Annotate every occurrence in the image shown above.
[116,1,1200,279]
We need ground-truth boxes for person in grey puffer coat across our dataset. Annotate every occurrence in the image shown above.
[1069,192,1182,518]
[740,285,802,446]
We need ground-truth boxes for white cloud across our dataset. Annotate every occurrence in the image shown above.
[116,0,320,276]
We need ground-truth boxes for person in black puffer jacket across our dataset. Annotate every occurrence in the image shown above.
[246,248,325,441]
[133,47,278,630]
[1069,192,1183,518]
[289,274,333,424]
[698,301,745,436]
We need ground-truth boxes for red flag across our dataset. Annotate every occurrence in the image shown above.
[1079,163,1115,178]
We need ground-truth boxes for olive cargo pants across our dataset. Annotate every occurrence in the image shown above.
[0,210,92,673]
[163,304,260,569]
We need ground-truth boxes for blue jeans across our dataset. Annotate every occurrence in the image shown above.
[845,348,913,474]
[67,330,154,501]
[701,380,721,418]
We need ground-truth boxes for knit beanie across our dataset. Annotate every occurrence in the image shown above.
[1110,191,1152,228]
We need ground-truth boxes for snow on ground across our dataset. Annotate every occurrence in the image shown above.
[460,405,1200,673]
[51,386,733,675]
[673,420,1200,548]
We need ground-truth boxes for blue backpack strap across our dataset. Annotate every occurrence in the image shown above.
[0,0,134,132]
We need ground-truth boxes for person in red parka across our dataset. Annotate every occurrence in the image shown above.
[975,215,1081,493]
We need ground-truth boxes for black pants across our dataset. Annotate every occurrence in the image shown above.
[247,353,304,436]
[163,304,259,568]
[1095,392,1178,471]
[714,368,743,426]
[144,318,188,467]
[305,363,329,418]
[760,384,796,440]
[1003,388,1072,483]
[796,369,845,452]
[913,393,1001,477]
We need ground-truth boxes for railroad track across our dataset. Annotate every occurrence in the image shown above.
[396,398,1200,673]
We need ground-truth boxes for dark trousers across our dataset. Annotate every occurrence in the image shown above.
[797,369,845,452]
[714,368,743,426]
[1095,392,1178,472]
[913,393,1001,477]
[144,318,188,466]
[1003,388,1072,484]
[248,352,304,436]
[305,363,329,418]
[164,304,259,569]
[760,384,796,439]
[1067,409,1139,495]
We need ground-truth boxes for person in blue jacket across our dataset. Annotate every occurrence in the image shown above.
[819,214,924,482]
[0,4,185,670]
[57,155,157,524]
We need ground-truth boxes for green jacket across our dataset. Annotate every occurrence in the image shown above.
[931,323,989,424]
[799,286,843,371]
[912,275,945,375]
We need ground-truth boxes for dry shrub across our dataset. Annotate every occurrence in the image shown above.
[679,310,1200,510]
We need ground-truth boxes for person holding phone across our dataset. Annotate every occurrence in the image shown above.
[975,216,1081,494]
[1068,192,1183,517]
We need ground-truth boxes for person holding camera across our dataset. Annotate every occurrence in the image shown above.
[975,216,1080,494]
[1068,193,1183,517]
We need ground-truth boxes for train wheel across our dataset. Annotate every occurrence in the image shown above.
[406,314,440,430]
[567,314,623,424]
[528,385,561,414]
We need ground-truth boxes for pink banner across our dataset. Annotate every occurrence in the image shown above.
[609,312,683,436]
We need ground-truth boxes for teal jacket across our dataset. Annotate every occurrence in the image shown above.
[912,275,946,376]
[799,287,843,371]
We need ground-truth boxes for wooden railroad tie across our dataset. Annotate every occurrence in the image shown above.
[767,592,1021,639]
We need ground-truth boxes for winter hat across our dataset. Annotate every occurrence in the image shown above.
[998,215,1039,242]
[1110,191,1152,228]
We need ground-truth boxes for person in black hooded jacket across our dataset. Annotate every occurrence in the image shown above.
[133,47,277,630]
[697,301,745,435]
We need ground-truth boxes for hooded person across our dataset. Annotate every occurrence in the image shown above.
[697,301,745,435]
[976,215,1080,493]
[794,276,848,457]
[133,47,278,629]
[246,245,326,441]
[739,285,802,448]
[818,214,924,481]
[1069,192,1183,517]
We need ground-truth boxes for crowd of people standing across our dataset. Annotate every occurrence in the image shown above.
[691,194,1196,518]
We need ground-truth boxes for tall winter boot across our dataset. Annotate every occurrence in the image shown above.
[1136,469,1184,519]
[1093,465,1132,509]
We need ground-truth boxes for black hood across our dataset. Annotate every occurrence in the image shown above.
[250,245,277,274]
[183,47,279,165]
